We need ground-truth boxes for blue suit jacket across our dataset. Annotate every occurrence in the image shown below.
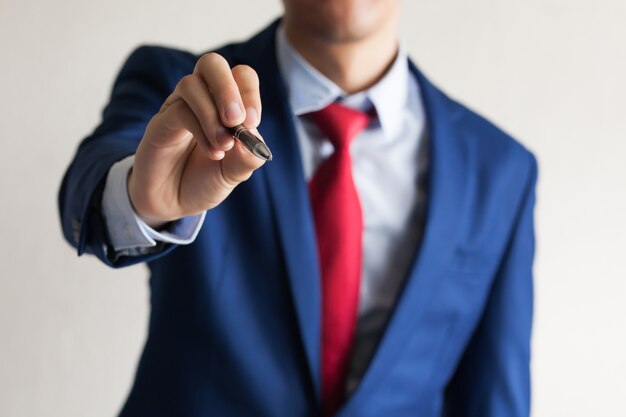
[59,20,538,417]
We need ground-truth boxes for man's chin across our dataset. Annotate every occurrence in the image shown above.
[309,19,378,44]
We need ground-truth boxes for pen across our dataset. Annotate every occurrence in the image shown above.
[227,124,273,161]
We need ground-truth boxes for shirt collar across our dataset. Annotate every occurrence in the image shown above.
[276,24,410,140]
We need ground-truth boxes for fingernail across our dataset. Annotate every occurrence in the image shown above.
[216,126,234,149]
[245,107,258,127]
[224,102,243,122]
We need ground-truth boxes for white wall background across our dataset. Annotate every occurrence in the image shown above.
[1,0,624,416]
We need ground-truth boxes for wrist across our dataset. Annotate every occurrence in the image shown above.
[127,168,168,230]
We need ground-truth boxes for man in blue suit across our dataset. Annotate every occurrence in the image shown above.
[59,1,538,416]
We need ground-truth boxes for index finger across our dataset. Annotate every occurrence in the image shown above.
[194,53,245,128]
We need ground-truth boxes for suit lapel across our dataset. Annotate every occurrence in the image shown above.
[232,21,322,404]
[338,62,469,415]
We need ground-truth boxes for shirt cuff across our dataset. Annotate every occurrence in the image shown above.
[101,155,206,252]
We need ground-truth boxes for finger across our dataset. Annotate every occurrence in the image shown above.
[159,100,225,160]
[231,64,261,128]
[194,52,245,127]
[219,131,267,187]
[168,74,234,153]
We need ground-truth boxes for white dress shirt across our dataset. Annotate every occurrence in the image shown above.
[101,25,428,392]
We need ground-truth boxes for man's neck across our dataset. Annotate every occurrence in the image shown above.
[282,19,399,94]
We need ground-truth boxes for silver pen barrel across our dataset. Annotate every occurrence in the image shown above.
[227,125,273,161]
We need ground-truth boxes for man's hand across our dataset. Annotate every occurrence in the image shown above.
[128,52,266,228]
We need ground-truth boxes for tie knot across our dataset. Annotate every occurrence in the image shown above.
[308,102,370,149]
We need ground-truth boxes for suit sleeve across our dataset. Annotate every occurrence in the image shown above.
[442,153,538,417]
[58,46,190,267]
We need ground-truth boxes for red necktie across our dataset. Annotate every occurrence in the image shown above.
[308,103,369,416]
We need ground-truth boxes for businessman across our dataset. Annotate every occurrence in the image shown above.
[59,0,538,416]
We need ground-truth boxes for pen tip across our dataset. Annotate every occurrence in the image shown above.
[254,143,273,161]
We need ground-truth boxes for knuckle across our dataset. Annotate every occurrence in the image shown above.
[177,74,196,93]
[232,64,257,78]
[232,65,259,90]
[155,104,180,132]
[197,52,228,73]
[167,99,188,119]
